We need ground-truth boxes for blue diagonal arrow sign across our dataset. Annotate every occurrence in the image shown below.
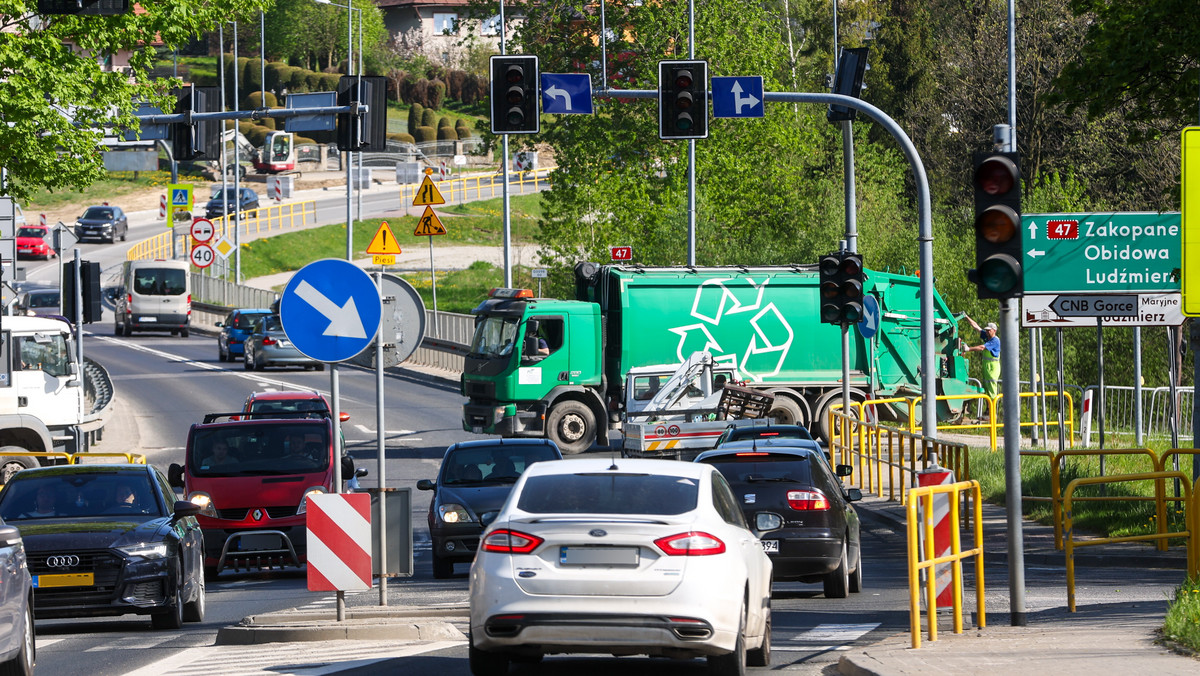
[541,73,593,115]
[280,259,381,362]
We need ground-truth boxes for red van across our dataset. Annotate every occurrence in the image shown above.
[168,412,359,577]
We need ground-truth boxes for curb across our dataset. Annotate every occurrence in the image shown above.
[217,606,470,645]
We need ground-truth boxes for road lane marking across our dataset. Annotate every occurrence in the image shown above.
[125,639,465,676]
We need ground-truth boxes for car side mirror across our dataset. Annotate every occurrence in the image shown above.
[168,463,184,488]
[172,500,201,520]
[215,322,224,328]
[0,525,23,548]
[416,479,435,491]
[755,512,782,533]
[845,488,863,502]
[355,467,368,479]
[835,464,854,477]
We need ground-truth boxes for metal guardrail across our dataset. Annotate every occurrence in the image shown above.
[1063,471,1199,612]
[905,479,985,649]
[126,200,319,263]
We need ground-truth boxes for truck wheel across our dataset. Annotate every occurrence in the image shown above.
[813,390,863,446]
[546,401,595,455]
[0,449,37,485]
[767,394,807,427]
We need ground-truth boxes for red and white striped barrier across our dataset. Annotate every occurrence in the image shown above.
[39,213,46,228]
[1080,389,1094,446]
[159,194,167,219]
[439,161,449,180]
[270,177,283,203]
[306,493,372,591]
[916,466,956,610]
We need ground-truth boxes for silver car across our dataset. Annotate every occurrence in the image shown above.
[468,457,774,675]
[0,518,34,674]
[243,314,324,371]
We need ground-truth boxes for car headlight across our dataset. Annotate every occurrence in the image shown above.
[438,503,471,525]
[187,491,218,517]
[117,542,168,559]
[297,486,326,514]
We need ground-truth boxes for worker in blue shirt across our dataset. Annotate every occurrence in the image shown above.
[960,315,1001,402]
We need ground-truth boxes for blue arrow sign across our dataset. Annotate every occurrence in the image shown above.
[541,73,594,115]
[712,76,764,118]
[280,259,382,363]
[857,295,880,339]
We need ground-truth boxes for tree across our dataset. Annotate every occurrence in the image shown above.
[0,0,270,203]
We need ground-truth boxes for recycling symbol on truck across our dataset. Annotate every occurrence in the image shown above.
[667,278,794,383]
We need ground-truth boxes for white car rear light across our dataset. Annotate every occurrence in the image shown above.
[653,531,726,556]
[481,528,543,554]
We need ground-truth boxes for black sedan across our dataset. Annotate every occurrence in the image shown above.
[694,444,864,597]
[0,464,206,629]
[74,205,128,243]
[416,438,562,578]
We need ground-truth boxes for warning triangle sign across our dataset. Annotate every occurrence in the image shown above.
[366,220,403,254]
[412,176,446,206]
[414,206,448,236]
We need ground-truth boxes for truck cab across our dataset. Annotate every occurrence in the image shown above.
[0,316,89,481]
[169,412,358,577]
[461,288,604,454]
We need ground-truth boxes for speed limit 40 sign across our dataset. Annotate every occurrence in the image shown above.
[190,243,215,268]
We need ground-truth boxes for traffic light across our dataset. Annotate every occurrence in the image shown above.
[827,47,869,123]
[489,55,540,134]
[658,60,708,140]
[62,260,102,324]
[968,151,1022,299]
[818,252,865,325]
[171,86,220,162]
[337,76,389,151]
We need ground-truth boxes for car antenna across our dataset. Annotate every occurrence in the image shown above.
[608,450,619,471]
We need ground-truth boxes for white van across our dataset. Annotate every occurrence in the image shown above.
[115,259,191,337]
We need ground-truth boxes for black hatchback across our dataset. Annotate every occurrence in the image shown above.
[0,464,206,628]
[74,205,128,243]
[417,439,562,578]
[694,445,864,598]
[205,187,259,219]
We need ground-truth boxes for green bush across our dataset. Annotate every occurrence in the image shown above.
[238,121,269,147]
[437,116,453,129]
[320,73,341,91]
[387,132,415,144]
[407,103,424,135]
[288,68,310,93]
[244,58,264,92]
[437,125,458,141]
[421,108,437,128]
[1163,577,1200,652]
[295,135,317,145]
[414,125,437,143]
[246,91,278,109]
[265,61,288,92]
[427,79,446,109]
[305,72,323,91]
[455,120,472,139]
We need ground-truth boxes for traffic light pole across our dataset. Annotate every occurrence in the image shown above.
[1001,294,1027,627]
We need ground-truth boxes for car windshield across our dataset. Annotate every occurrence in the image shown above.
[82,207,114,219]
[132,268,187,296]
[517,473,699,515]
[699,453,815,484]
[468,315,521,358]
[190,423,330,476]
[260,315,283,332]
[16,227,45,238]
[27,291,58,308]
[0,472,163,520]
[249,398,329,419]
[726,427,813,442]
[441,445,561,485]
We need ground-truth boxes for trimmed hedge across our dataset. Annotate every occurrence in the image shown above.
[408,103,424,135]
[413,125,437,143]
[387,132,415,144]
[437,125,458,141]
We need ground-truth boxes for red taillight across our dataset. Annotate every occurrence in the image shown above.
[125,294,132,314]
[481,529,543,554]
[654,531,726,556]
[262,336,278,346]
[735,452,769,457]
[787,489,830,511]
[759,432,780,437]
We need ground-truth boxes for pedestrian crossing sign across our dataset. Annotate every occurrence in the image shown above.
[412,176,446,207]
[366,221,402,255]
[414,206,447,236]
[168,183,193,211]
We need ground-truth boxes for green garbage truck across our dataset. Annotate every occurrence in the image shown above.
[461,262,974,453]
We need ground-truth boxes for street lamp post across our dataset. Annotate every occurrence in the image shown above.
[314,0,361,262]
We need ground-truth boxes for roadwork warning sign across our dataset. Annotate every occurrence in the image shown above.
[414,206,447,236]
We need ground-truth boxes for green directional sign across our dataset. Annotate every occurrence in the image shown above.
[1022,212,1181,294]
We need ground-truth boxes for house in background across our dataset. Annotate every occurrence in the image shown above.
[375,0,503,67]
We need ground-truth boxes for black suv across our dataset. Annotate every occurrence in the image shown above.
[417,439,562,578]
[714,422,815,447]
[694,445,864,597]
[204,187,259,219]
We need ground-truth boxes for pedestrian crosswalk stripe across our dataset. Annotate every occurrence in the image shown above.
[126,639,464,676]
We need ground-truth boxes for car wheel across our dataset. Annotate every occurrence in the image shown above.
[115,321,125,337]
[0,601,34,676]
[468,630,509,676]
[183,571,206,622]
[315,363,325,372]
[106,234,114,244]
[545,400,596,455]
[120,227,127,242]
[181,326,190,338]
[849,543,863,594]
[151,574,184,630]
[823,540,850,599]
[243,350,253,371]
[746,604,771,667]
[218,343,227,362]
[204,566,220,582]
[432,555,453,579]
[707,603,746,676]
[170,329,179,336]
[253,355,264,371]
[0,450,38,485]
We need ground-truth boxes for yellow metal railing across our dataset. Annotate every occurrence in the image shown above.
[905,479,985,649]
[399,168,554,205]
[1063,471,1199,611]
[127,200,318,262]
[0,451,147,487]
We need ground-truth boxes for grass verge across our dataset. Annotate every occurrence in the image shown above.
[24,172,180,211]
[1163,577,1200,652]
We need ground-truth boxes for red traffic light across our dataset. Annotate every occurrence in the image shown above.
[675,71,694,89]
[974,156,1018,196]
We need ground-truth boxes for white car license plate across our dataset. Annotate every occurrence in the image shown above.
[761,540,779,553]
[140,317,157,322]
[560,546,639,566]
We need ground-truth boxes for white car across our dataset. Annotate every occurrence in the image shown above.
[468,457,775,675]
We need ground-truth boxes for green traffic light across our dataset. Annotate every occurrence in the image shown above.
[979,255,1021,293]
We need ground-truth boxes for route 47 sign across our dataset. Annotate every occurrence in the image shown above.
[1022,212,1181,294]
